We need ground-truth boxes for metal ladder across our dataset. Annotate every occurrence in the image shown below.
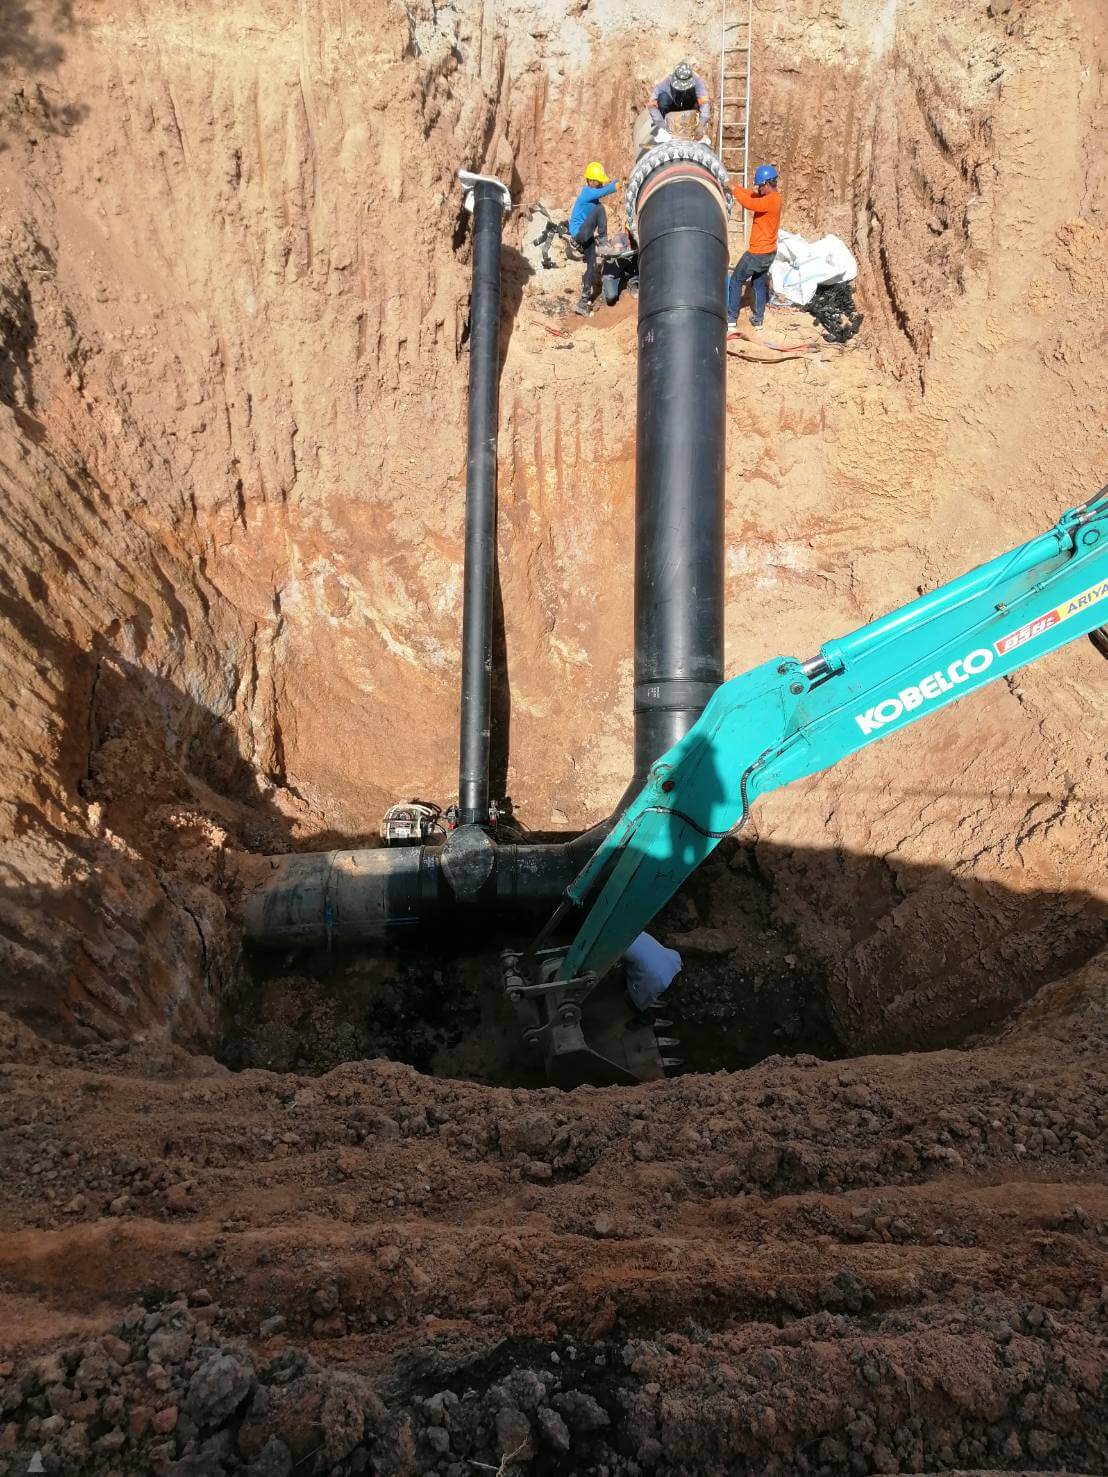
[717,0,752,232]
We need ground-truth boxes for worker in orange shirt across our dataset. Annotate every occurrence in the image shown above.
[726,164,781,329]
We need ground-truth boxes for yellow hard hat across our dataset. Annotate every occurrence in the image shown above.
[584,161,609,185]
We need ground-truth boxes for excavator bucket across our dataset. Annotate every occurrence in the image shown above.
[502,948,668,1088]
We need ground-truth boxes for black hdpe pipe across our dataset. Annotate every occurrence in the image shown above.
[629,157,728,792]
[458,177,506,826]
[243,150,729,950]
[243,831,601,947]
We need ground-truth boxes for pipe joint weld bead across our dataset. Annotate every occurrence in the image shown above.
[625,141,732,232]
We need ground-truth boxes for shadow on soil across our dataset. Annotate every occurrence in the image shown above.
[0,1,87,145]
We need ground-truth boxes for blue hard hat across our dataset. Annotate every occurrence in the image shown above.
[754,164,778,185]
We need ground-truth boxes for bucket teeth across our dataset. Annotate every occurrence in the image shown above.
[661,1057,684,1070]
[651,1018,674,1029]
[654,1036,680,1048]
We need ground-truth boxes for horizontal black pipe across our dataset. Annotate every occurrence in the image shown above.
[458,179,506,827]
[630,158,728,791]
[243,823,605,949]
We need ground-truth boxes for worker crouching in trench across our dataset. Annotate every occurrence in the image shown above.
[569,160,619,316]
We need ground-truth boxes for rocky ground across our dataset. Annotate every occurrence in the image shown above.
[3,969,1108,1474]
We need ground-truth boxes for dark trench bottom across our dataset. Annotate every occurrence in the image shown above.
[220,902,843,1087]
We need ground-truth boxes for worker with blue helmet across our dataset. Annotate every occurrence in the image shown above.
[727,162,781,328]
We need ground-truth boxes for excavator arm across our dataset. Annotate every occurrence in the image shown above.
[560,490,1108,984]
[504,491,1108,1089]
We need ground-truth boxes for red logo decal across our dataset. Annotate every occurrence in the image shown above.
[995,610,1060,656]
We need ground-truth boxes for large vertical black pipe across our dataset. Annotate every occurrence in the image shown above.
[630,159,728,787]
[458,177,507,827]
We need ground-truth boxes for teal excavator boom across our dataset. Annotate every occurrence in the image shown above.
[504,490,1108,1087]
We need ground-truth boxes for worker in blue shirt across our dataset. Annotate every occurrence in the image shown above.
[569,161,618,316]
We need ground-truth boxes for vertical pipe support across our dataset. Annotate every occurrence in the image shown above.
[457,170,511,827]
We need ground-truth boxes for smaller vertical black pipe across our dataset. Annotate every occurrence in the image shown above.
[458,179,506,827]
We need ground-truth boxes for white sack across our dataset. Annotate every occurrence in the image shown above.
[770,230,858,307]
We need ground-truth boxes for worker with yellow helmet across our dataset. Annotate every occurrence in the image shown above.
[569,161,619,316]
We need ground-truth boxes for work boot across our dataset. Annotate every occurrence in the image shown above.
[626,997,673,1028]
[573,297,591,317]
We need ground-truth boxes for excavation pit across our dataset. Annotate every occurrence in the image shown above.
[4,0,1105,1067]
[222,828,1107,1086]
